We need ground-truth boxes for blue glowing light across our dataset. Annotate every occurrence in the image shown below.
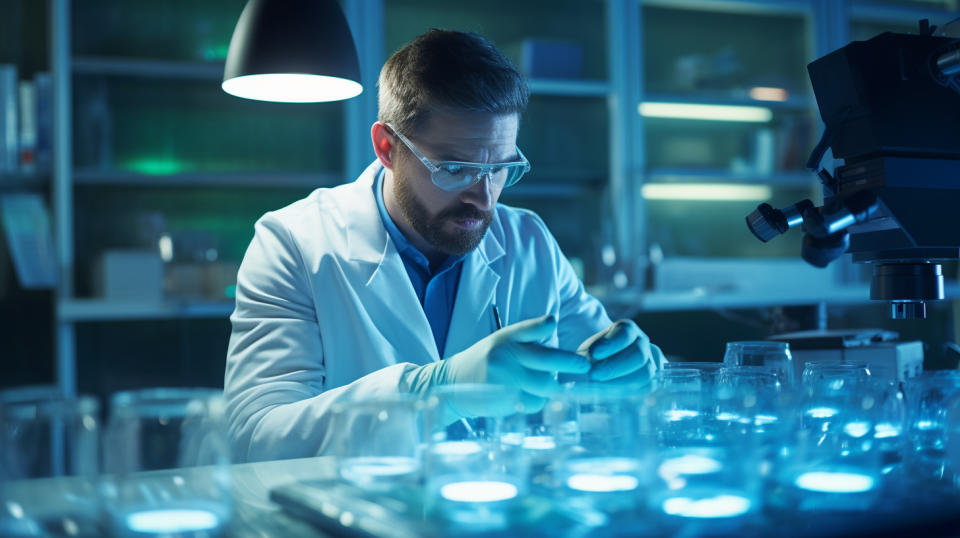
[664,409,700,421]
[126,509,220,533]
[440,481,518,502]
[565,457,643,492]
[431,441,483,456]
[567,473,640,492]
[794,471,876,493]
[662,494,752,518]
[658,454,723,478]
[874,422,901,439]
[805,407,838,419]
[340,456,420,478]
[843,421,871,438]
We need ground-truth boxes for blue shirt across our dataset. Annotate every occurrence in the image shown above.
[374,170,464,357]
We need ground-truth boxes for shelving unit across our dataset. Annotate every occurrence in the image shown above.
[35,0,960,397]
[0,171,48,190]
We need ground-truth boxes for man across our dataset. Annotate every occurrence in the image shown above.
[225,30,664,463]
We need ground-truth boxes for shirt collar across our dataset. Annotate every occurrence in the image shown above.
[373,168,463,273]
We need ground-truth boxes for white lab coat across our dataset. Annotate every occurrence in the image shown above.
[224,161,612,462]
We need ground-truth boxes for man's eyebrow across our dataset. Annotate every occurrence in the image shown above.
[429,144,520,164]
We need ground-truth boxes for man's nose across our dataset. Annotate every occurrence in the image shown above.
[460,172,496,211]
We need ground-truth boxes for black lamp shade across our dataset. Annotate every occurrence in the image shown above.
[222,0,363,103]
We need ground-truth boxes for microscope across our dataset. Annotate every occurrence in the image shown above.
[746,19,960,320]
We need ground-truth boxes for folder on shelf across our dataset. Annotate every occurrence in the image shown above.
[0,193,57,289]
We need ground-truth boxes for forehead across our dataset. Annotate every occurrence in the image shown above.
[413,109,519,161]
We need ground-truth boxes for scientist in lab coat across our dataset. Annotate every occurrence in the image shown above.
[224,29,664,463]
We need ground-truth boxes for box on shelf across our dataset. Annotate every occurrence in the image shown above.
[93,250,164,303]
[165,260,239,301]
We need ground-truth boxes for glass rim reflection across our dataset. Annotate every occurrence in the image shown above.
[110,387,224,418]
[0,394,100,419]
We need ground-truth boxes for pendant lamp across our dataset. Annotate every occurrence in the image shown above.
[222,0,363,103]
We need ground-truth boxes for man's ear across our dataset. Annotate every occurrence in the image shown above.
[371,122,396,170]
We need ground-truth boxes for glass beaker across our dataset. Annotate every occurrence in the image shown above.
[0,393,101,537]
[329,393,425,490]
[723,341,794,386]
[547,383,650,513]
[423,384,528,531]
[103,388,230,537]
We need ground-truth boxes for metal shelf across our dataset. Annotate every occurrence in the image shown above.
[73,169,343,188]
[0,171,48,191]
[73,56,223,80]
[58,299,235,322]
[528,79,609,97]
[646,168,816,186]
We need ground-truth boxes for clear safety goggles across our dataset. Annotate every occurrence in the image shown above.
[386,123,531,192]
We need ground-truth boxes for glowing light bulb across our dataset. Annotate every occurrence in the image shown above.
[439,481,518,502]
[126,509,220,533]
[794,471,876,493]
[662,494,752,518]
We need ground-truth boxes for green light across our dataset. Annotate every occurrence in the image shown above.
[125,158,186,176]
[203,45,231,62]
[224,285,237,299]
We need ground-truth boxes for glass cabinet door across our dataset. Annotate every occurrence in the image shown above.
[69,1,348,301]
[640,3,819,260]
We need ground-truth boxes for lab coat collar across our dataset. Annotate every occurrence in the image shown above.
[340,160,506,359]
[343,160,505,275]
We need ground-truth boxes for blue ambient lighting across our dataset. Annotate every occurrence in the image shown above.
[565,457,643,492]
[874,423,900,439]
[126,509,220,533]
[658,454,723,478]
[340,456,420,478]
[440,481,518,502]
[805,407,838,419]
[794,471,876,493]
[662,494,752,518]
[663,409,700,421]
[431,441,483,456]
[567,473,640,492]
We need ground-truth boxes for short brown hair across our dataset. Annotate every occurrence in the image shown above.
[377,29,529,135]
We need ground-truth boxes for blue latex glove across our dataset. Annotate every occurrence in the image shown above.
[402,314,591,415]
[577,319,665,388]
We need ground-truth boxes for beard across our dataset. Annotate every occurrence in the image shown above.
[393,172,493,257]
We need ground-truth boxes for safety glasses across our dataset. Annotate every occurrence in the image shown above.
[386,123,530,192]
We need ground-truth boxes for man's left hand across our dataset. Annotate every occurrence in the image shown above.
[577,320,664,387]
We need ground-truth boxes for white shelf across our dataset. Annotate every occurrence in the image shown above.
[646,168,816,186]
[596,282,960,317]
[643,91,815,111]
[594,285,874,316]
[73,169,342,188]
[58,299,235,322]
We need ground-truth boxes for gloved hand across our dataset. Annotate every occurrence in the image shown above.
[402,314,591,417]
[576,319,665,388]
